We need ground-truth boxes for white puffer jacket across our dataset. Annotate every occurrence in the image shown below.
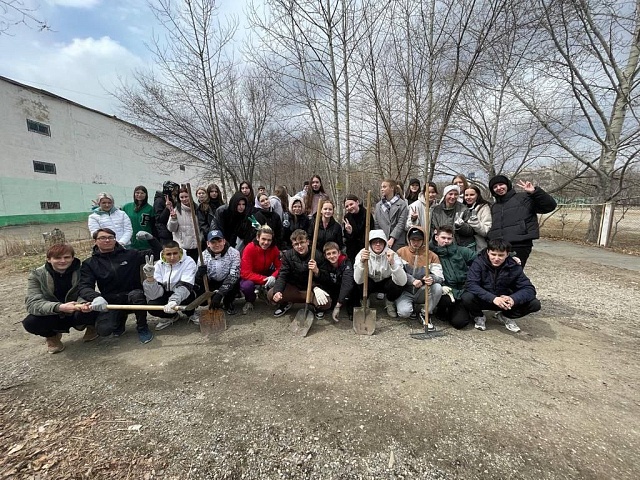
[88,208,133,246]
[167,204,198,249]
[353,229,407,285]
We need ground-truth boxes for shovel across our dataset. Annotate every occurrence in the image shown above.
[290,199,324,337]
[186,183,226,335]
[353,191,376,335]
[79,291,214,312]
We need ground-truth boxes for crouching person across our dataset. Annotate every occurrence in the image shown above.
[197,229,241,316]
[395,227,444,331]
[267,229,332,318]
[143,241,197,330]
[353,230,407,318]
[462,238,541,333]
[23,243,98,353]
[78,228,155,344]
[317,242,356,322]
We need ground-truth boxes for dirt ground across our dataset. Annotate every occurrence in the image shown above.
[1,244,639,479]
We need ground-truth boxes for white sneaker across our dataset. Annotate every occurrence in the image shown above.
[385,299,397,318]
[474,315,487,331]
[496,312,520,332]
[155,315,177,330]
[189,310,200,325]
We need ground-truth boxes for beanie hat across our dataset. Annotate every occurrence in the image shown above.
[488,175,512,194]
[442,185,460,197]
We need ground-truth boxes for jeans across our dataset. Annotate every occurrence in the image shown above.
[396,284,443,318]
[95,290,147,336]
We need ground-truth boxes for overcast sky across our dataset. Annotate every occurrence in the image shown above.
[0,0,246,115]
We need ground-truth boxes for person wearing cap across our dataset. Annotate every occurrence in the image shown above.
[196,229,241,315]
[353,229,407,318]
[88,192,133,247]
[153,181,180,243]
[430,185,476,248]
[143,240,198,330]
[343,194,374,264]
[405,178,421,203]
[487,175,556,268]
[395,226,444,330]
[268,229,332,318]
[240,225,282,315]
[78,228,160,344]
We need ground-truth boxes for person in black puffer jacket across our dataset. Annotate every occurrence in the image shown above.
[254,193,283,249]
[487,175,557,268]
[153,181,180,244]
[308,199,344,253]
[343,194,374,264]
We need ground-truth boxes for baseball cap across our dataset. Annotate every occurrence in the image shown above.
[207,230,224,241]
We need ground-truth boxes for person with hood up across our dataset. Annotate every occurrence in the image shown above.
[122,186,156,252]
[353,229,407,318]
[240,225,282,315]
[394,226,444,330]
[430,185,475,248]
[281,197,310,250]
[343,194,374,264]
[307,199,344,253]
[153,181,180,244]
[143,240,198,330]
[210,192,255,252]
[88,192,133,247]
[429,225,477,329]
[462,238,541,333]
[487,175,557,268]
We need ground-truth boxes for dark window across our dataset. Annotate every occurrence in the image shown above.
[179,164,186,171]
[27,119,51,136]
[40,201,61,210]
[33,161,57,174]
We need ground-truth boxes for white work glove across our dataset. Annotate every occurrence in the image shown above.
[313,287,329,306]
[163,301,178,313]
[332,306,340,322]
[264,276,276,288]
[143,255,155,278]
[136,231,154,241]
[442,286,455,303]
[453,213,465,228]
[90,296,108,312]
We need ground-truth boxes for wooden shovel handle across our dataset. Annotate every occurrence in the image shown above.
[363,190,371,301]
[186,183,212,305]
[306,201,324,304]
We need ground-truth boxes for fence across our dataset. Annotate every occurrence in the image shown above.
[539,204,640,251]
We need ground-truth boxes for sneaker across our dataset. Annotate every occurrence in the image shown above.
[497,312,520,333]
[376,292,385,300]
[409,311,417,320]
[315,310,324,319]
[474,315,487,331]
[82,325,98,342]
[46,334,64,354]
[155,314,179,331]
[242,302,254,315]
[385,299,397,318]
[112,321,126,337]
[419,309,435,331]
[225,304,237,316]
[137,326,153,344]
[274,302,293,317]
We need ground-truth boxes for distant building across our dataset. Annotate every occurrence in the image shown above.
[0,76,200,227]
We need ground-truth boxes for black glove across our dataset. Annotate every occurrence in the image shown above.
[211,293,223,308]
[196,265,207,279]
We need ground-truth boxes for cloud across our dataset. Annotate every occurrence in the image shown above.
[45,0,103,7]
[5,36,145,115]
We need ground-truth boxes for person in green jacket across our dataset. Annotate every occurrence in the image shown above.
[23,243,98,354]
[429,225,477,329]
[122,185,156,251]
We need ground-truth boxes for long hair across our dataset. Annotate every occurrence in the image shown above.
[239,181,255,205]
[382,179,403,200]
[304,175,325,213]
[207,183,225,206]
[464,185,490,207]
[452,174,469,192]
[175,186,194,213]
[274,185,289,214]
[133,185,148,212]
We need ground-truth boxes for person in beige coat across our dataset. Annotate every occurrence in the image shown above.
[168,186,199,261]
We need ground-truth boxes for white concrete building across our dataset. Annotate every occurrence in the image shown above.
[0,76,201,227]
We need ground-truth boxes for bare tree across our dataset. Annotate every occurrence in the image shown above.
[508,0,640,241]
[0,0,49,34]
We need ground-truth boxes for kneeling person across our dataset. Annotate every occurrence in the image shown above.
[143,241,197,330]
[395,227,444,330]
[462,238,541,332]
[23,243,98,354]
[318,242,356,322]
[197,230,241,315]
[268,229,332,318]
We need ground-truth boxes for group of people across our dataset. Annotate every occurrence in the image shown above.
[23,173,556,353]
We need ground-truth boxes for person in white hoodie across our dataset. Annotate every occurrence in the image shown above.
[143,240,198,330]
[353,229,407,318]
[88,192,133,247]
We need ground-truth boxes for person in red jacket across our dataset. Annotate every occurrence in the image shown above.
[239,225,282,314]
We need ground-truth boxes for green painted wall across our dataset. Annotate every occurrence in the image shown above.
[0,177,140,227]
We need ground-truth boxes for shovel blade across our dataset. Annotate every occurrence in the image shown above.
[290,307,314,337]
[352,307,376,335]
[199,308,226,336]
